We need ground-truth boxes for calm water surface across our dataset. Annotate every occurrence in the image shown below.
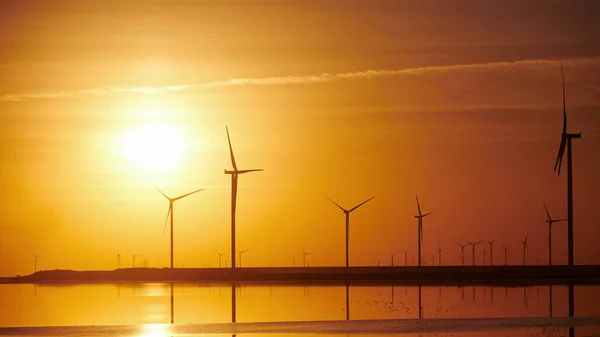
[0,283,599,336]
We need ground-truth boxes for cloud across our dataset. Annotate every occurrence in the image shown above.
[2,56,600,102]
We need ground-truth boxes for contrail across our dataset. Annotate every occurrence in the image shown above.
[1,56,599,102]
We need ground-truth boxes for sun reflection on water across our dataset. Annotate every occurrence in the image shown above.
[140,323,171,337]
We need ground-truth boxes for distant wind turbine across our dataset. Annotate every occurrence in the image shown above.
[302,249,315,267]
[132,254,143,268]
[325,195,375,267]
[435,243,442,266]
[543,200,567,266]
[454,240,468,266]
[486,239,496,266]
[225,126,263,269]
[521,234,529,266]
[502,244,509,266]
[216,250,228,268]
[117,251,121,269]
[404,250,409,266]
[414,194,433,267]
[553,65,581,268]
[463,238,482,267]
[237,249,249,268]
[150,181,203,269]
[479,245,487,266]
[33,254,43,273]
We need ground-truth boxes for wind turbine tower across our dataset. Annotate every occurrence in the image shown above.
[455,240,468,266]
[326,195,375,267]
[486,239,496,266]
[224,126,263,269]
[216,250,228,268]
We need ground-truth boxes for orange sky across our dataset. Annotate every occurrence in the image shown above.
[1,1,600,276]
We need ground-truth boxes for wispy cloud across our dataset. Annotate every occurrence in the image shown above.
[2,57,600,102]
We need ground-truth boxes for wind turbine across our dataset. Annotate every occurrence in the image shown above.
[479,245,487,266]
[150,182,203,269]
[404,250,409,266]
[302,249,315,267]
[502,244,509,266]
[33,254,43,273]
[132,254,143,268]
[225,126,263,269]
[325,195,375,267]
[117,252,121,269]
[486,239,496,266]
[435,243,442,266]
[521,234,529,266]
[414,194,433,267]
[543,200,567,266]
[553,64,581,268]
[455,240,468,266]
[237,249,249,268]
[216,250,228,268]
[464,238,482,267]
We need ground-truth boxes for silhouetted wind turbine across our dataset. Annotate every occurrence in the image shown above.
[486,239,496,266]
[33,254,42,273]
[404,250,409,266]
[543,200,567,266]
[479,245,487,266]
[237,249,249,268]
[302,249,315,267]
[553,65,581,269]
[325,195,375,267]
[436,243,442,266]
[464,238,482,267]
[150,182,203,269]
[225,126,263,269]
[216,250,228,268]
[132,254,143,268]
[455,240,468,266]
[117,252,121,269]
[414,194,432,267]
[521,234,529,266]
[502,244,509,266]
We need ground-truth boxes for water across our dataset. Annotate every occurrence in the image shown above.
[0,283,599,336]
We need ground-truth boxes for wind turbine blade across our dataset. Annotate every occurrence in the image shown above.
[226,125,238,171]
[462,237,473,245]
[162,205,172,236]
[423,212,433,217]
[149,180,170,200]
[553,137,566,175]
[237,169,264,174]
[173,188,204,201]
[325,195,347,212]
[454,239,462,246]
[543,200,552,220]
[415,194,422,216]
[349,196,375,212]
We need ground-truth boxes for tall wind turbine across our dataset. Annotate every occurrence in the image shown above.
[502,244,509,266]
[237,249,249,268]
[216,250,228,268]
[464,238,482,267]
[553,64,581,268]
[325,195,375,267]
[117,252,121,269]
[521,234,529,266]
[302,249,315,267]
[543,200,567,266]
[404,250,409,266]
[150,182,203,269]
[455,240,468,266]
[225,126,263,269]
[33,254,43,273]
[486,239,496,266]
[414,194,433,267]
[436,243,442,266]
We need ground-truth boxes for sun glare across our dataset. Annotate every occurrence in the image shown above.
[139,324,170,337]
[121,122,188,173]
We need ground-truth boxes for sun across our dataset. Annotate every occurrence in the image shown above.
[120,122,189,173]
